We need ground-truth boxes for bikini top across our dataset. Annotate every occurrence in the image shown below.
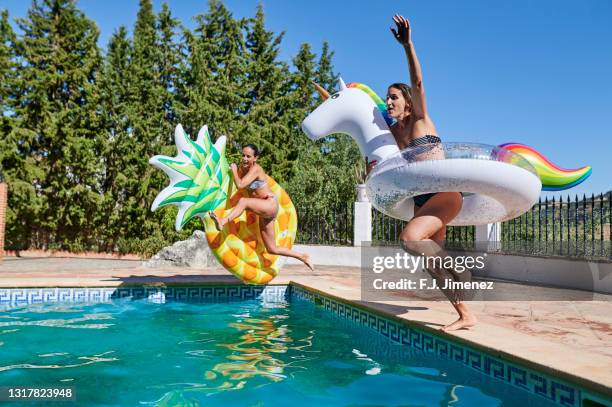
[407,135,441,147]
[248,179,267,190]
[402,135,442,161]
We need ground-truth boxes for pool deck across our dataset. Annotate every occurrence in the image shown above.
[1,256,611,398]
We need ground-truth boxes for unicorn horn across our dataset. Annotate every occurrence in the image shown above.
[338,77,347,90]
[312,82,330,100]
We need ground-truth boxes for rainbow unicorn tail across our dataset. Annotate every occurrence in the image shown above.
[499,143,592,191]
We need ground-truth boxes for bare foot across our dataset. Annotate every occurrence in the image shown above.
[440,315,477,332]
[303,254,314,271]
[209,212,225,231]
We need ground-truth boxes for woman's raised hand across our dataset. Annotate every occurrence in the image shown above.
[391,14,411,46]
[230,163,238,172]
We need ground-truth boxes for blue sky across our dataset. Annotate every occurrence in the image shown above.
[3,0,611,198]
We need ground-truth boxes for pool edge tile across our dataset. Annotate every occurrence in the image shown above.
[289,282,611,407]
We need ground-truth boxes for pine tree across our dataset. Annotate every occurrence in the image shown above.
[0,11,15,115]
[291,43,318,110]
[285,41,360,210]
[284,43,322,208]
[315,41,338,93]
[243,4,285,114]
[12,0,103,250]
[157,3,183,134]
[315,40,361,202]
[98,26,136,250]
[181,0,245,150]
[241,4,294,182]
[1,2,351,252]
[151,2,194,247]
[0,9,28,248]
[121,0,177,244]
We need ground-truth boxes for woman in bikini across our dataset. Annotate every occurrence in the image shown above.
[383,15,477,331]
[210,144,313,271]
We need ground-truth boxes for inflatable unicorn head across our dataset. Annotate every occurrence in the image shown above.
[301,78,399,163]
[301,78,591,225]
[302,78,591,192]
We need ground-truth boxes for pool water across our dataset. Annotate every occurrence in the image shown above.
[0,295,559,406]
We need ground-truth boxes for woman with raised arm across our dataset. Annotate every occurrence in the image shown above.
[386,15,476,331]
[210,144,314,271]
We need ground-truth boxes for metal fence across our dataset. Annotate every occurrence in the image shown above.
[292,203,475,247]
[371,209,475,247]
[372,209,405,245]
[295,203,354,246]
[500,193,611,259]
[296,192,612,259]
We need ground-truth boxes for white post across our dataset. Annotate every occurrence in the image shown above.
[475,222,501,251]
[354,201,372,246]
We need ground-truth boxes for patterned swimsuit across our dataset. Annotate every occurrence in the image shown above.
[407,135,442,207]
[248,178,279,220]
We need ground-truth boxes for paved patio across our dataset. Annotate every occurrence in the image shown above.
[1,256,611,399]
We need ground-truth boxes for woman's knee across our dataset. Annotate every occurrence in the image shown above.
[431,227,446,243]
[400,229,426,254]
[400,227,424,242]
[236,197,248,208]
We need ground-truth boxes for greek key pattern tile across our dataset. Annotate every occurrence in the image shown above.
[0,285,289,309]
[290,285,582,407]
[0,288,117,306]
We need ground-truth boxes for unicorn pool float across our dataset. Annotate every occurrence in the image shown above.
[149,125,297,285]
[302,79,591,225]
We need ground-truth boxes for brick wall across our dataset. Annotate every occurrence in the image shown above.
[0,182,6,260]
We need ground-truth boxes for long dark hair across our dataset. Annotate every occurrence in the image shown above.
[243,143,260,157]
[388,82,412,103]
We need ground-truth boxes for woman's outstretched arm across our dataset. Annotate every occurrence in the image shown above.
[391,14,428,119]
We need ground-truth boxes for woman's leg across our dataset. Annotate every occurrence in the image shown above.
[400,192,477,331]
[210,197,276,231]
[429,223,476,332]
[259,218,314,271]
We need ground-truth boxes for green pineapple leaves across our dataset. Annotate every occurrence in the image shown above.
[150,124,230,230]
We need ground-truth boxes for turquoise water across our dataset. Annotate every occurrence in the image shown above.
[0,296,558,406]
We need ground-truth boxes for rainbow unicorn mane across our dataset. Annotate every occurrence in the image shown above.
[499,143,592,191]
[306,78,591,193]
[347,82,394,127]
[347,83,592,192]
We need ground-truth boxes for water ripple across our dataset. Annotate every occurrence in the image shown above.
[0,351,118,372]
[0,313,114,330]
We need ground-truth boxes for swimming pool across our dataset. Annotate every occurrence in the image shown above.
[0,285,608,406]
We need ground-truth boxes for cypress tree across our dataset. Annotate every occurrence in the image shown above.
[98,26,137,250]
[0,9,28,249]
[285,43,322,208]
[316,40,361,203]
[181,0,245,149]
[241,4,294,182]
[152,3,194,247]
[157,3,183,134]
[12,0,103,250]
[315,41,338,93]
[0,10,15,116]
[1,2,350,252]
[291,43,318,110]
[286,41,360,210]
[122,0,180,246]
